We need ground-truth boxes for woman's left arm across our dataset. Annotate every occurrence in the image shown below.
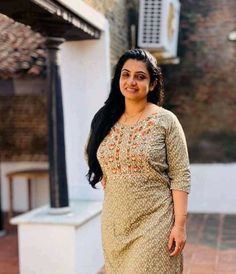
[168,190,188,256]
[165,112,191,256]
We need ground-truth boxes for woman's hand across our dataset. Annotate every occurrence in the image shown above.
[168,225,186,256]
[101,177,106,190]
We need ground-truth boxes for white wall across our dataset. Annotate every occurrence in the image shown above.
[188,163,236,213]
[1,161,236,214]
[75,214,103,274]
[0,162,49,212]
[60,21,110,201]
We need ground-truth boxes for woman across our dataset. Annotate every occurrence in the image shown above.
[85,49,191,274]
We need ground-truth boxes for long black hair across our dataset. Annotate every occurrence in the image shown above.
[85,49,164,188]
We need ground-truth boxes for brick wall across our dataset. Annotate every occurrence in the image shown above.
[0,94,48,161]
[163,0,236,162]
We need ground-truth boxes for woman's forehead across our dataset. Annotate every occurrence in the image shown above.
[122,59,148,73]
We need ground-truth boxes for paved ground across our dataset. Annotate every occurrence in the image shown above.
[0,232,18,274]
[0,213,236,274]
[183,213,236,274]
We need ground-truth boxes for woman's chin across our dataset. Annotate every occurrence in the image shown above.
[123,90,139,98]
[124,94,139,100]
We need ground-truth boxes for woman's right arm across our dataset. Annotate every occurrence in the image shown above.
[101,176,106,189]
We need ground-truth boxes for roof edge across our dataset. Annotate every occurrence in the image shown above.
[56,0,108,31]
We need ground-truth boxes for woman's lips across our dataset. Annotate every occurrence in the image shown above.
[126,88,138,93]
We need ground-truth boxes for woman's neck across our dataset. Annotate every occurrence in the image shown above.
[124,99,149,116]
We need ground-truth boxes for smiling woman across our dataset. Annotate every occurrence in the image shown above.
[119,59,155,101]
[85,49,191,274]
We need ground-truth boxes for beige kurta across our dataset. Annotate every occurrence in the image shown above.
[96,106,191,274]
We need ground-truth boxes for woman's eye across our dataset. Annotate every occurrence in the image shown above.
[121,73,129,78]
[137,75,145,80]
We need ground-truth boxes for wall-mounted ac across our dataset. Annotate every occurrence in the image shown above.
[138,0,181,60]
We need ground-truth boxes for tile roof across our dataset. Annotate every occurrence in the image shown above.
[0,14,46,79]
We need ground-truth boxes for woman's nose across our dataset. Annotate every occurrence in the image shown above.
[128,77,136,86]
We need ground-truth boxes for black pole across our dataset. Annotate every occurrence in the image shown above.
[46,37,69,211]
[0,158,5,235]
[0,196,4,235]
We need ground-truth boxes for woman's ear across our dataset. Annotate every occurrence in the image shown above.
[150,80,157,91]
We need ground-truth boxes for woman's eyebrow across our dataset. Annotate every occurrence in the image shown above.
[121,69,147,74]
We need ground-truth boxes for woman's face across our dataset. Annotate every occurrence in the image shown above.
[119,59,155,102]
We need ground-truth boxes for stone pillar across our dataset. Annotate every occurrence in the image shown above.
[0,198,4,235]
[46,38,69,212]
[0,159,5,235]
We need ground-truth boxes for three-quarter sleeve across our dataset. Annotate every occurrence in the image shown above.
[165,112,191,193]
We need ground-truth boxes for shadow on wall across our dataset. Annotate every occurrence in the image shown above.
[189,131,236,163]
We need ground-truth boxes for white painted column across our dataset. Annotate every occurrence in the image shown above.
[60,21,110,201]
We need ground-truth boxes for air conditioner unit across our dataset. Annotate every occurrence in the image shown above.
[138,0,181,60]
